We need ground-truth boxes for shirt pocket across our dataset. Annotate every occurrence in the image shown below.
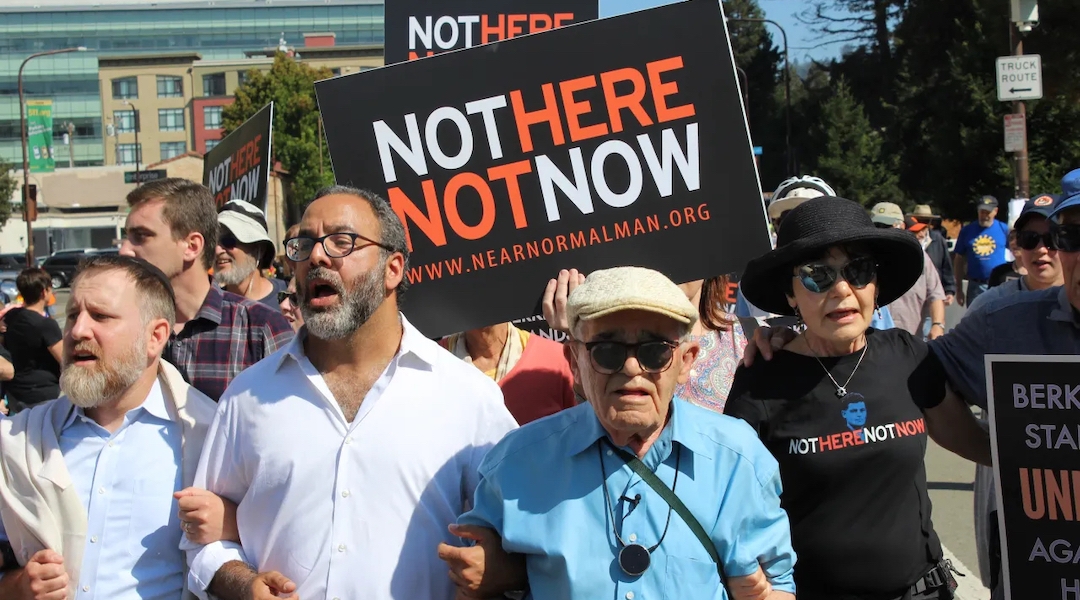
[664,555,725,600]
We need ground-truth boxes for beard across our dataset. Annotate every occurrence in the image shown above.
[61,337,148,409]
[214,251,259,287]
[299,263,387,340]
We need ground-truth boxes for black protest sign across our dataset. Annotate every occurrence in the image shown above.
[203,102,273,209]
[986,355,1080,600]
[317,0,770,338]
[384,0,598,64]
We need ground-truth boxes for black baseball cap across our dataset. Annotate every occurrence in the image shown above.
[977,195,999,210]
[1014,194,1059,230]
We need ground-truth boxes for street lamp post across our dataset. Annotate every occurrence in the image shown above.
[122,99,141,181]
[727,17,793,177]
[19,46,87,265]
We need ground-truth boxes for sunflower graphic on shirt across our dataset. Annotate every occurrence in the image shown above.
[973,234,997,257]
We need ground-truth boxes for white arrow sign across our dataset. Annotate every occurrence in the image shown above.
[996,55,1042,101]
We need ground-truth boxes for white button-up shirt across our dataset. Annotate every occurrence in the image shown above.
[0,380,186,600]
[187,317,518,600]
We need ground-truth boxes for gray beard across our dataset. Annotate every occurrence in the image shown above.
[61,338,148,409]
[214,254,258,287]
[300,264,386,340]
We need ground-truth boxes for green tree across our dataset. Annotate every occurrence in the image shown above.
[223,53,334,220]
[0,161,16,229]
[811,80,900,206]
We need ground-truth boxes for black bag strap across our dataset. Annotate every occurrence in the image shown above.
[603,439,727,582]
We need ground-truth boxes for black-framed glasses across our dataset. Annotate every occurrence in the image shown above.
[1016,230,1056,251]
[795,256,877,294]
[584,340,680,375]
[277,290,297,305]
[1052,223,1080,253]
[284,233,395,262]
[219,234,240,249]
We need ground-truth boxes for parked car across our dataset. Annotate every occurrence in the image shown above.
[0,253,26,271]
[42,248,121,289]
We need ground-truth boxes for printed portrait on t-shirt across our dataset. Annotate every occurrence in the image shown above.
[840,395,868,431]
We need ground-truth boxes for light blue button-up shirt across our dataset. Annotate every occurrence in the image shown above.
[460,398,796,599]
[0,380,186,600]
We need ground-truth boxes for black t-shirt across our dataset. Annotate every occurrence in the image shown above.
[725,328,947,599]
[2,307,62,408]
[989,261,1022,287]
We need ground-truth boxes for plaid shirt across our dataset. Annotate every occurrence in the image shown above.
[163,285,294,401]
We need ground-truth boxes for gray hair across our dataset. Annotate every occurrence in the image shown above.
[311,185,411,295]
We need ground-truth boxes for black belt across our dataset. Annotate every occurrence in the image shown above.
[910,560,959,596]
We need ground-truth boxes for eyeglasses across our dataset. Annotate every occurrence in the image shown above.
[277,290,297,305]
[1052,223,1080,253]
[284,232,395,262]
[795,256,877,294]
[1016,230,1057,251]
[583,340,680,375]
[219,234,239,249]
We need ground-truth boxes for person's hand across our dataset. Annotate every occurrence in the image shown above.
[728,565,772,600]
[542,269,585,335]
[943,294,955,307]
[740,326,796,367]
[955,289,965,307]
[19,549,68,600]
[249,571,297,600]
[175,487,239,544]
[437,524,526,598]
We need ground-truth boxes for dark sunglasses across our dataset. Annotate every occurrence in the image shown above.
[277,290,297,305]
[219,234,240,249]
[584,340,680,375]
[795,256,877,294]
[1016,230,1057,251]
[1052,223,1080,253]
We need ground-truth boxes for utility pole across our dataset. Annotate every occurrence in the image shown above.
[727,17,793,177]
[65,121,75,168]
[1009,23,1029,200]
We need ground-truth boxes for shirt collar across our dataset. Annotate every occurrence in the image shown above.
[61,379,170,431]
[194,284,225,326]
[564,397,710,460]
[273,313,439,372]
[1049,287,1080,327]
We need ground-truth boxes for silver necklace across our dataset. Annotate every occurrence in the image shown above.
[808,339,869,398]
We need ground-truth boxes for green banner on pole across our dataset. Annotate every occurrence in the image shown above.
[27,99,55,173]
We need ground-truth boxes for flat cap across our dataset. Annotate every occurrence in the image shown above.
[566,267,698,334]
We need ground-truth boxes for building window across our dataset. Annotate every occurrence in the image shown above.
[237,70,251,86]
[160,141,186,160]
[158,108,185,132]
[204,139,221,152]
[114,110,137,134]
[111,77,138,100]
[203,106,223,130]
[117,143,142,165]
[202,72,226,96]
[157,75,183,98]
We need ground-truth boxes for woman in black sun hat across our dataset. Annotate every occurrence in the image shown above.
[725,196,991,600]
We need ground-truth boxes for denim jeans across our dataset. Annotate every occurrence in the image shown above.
[967,281,990,306]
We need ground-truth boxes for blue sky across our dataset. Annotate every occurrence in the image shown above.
[597,0,846,62]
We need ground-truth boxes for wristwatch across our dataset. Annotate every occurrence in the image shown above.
[931,322,945,330]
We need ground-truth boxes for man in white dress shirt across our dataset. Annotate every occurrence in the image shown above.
[0,255,217,600]
[187,186,518,600]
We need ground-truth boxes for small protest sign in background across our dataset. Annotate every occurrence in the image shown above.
[317,0,768,337]
[384,0,598,64]
[203,102,273,209]
[27,100,55,173]
[986,355,1080,600]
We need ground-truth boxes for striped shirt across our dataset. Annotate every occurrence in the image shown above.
[163,285,294,401]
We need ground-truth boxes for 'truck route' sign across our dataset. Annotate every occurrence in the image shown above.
[986,355,1080,600]
[316,0,769,337]
[203,102,273,209]
[384,0,598,64]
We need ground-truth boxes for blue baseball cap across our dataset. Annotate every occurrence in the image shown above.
[1014,193,1059,230]
[1050,168,1080,220]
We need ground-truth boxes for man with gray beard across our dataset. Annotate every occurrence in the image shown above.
[214,200,286,309]
[186,186,518,600]
[0,255,217,600]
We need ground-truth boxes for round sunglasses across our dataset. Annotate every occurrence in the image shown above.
[583,340,680,375]
[795,256,878,294]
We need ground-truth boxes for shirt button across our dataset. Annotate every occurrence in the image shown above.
[344,437,353,445]
[341,490,350,498]
[626,592,634,600]
[97,487,105,495]
[82,585,90,592]
[606,450,613,456]
[628,533,637,542]
[107,441,114,448]
[338,544,347,552]
[90,536,98,543]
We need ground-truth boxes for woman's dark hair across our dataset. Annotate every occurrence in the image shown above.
[698,275,734,332]
[16,268,51,304]
[782,242,875,297]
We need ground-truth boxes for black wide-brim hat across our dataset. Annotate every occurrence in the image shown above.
[741,196,925,316]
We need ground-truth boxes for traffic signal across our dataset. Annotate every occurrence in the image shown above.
[24,183,38,222]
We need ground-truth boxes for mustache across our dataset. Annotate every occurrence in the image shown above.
[65,343,102,363]
[304,267,345,295]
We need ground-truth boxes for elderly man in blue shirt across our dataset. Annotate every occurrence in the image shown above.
[440,266,796,600]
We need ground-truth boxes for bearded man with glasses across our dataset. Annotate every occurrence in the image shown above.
[439,266,797,600]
